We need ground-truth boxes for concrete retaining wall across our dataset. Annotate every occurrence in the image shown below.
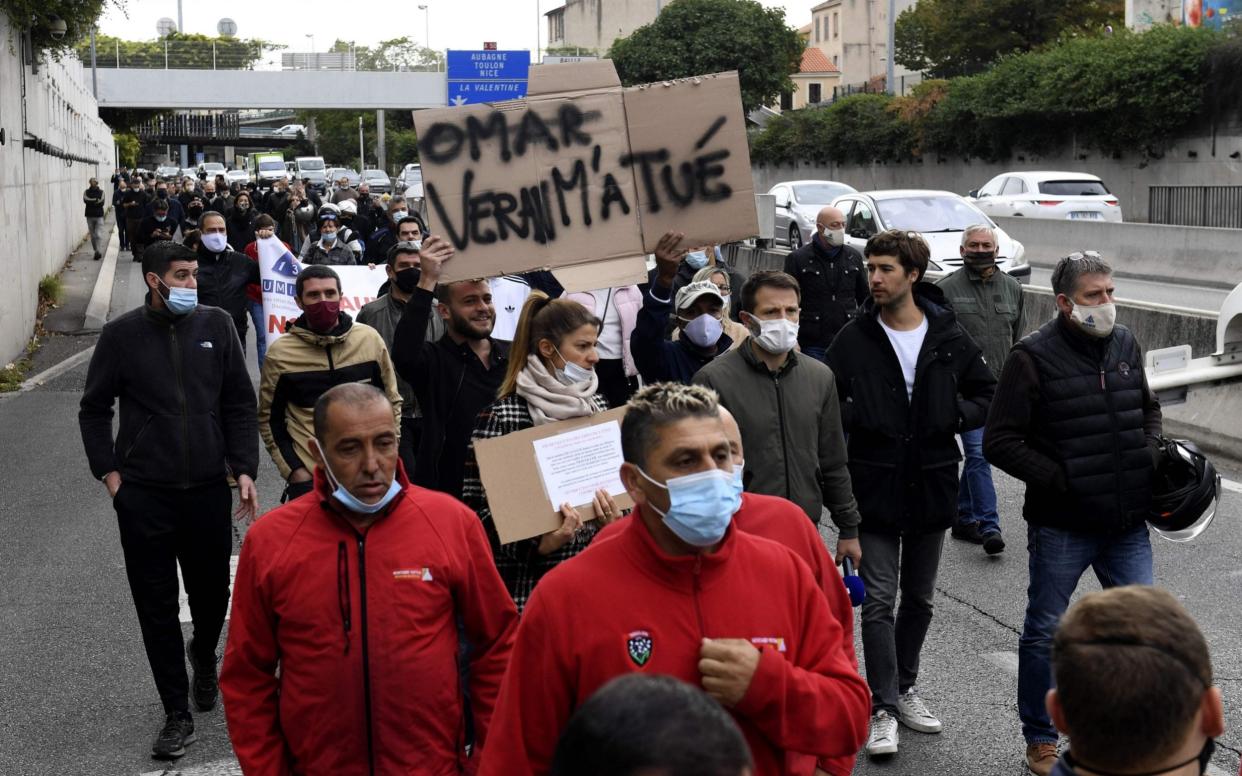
[994,217,1242,291]
[0,12,115,363]
[751,122,1242,224]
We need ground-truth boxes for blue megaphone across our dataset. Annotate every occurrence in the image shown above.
[842,557,865,607]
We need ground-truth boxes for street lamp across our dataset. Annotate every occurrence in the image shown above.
[305,33,315,54]
[417,4,431,68]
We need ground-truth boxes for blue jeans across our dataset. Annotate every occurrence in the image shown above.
[1018,523,1153,743]
[248,299,267,369]
[956,427,1000,535]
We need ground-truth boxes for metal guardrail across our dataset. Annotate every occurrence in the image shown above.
[1149,185,1242,229]
[135,113,241,142]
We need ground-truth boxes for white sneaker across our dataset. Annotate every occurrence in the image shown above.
[896,687,943,733]
[866,710,899,757]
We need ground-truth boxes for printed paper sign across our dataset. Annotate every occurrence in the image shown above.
[531,420,626,508]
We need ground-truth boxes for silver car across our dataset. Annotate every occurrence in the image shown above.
[830,190,1030,283]
[768,180,858,249]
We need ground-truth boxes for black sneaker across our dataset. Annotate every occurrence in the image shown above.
[951,522,984,544]
[93,251,102,260]
[152,711,196,759]
[187,638,219,711]
[982,531,1006,555]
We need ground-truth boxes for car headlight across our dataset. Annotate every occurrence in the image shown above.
[1009,241,1027,267]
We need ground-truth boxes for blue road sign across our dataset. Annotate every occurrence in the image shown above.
[446,50,530,106]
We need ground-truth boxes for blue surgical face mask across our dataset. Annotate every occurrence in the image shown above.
[732,460,745,500]
[158,278,197,314]
[155,214,168,222]
[321,231,338,244]
[685,250,709,270]
[314,439,402,515]
[391,210,408,223]
[638,466,741,548]
[553,345,594,385]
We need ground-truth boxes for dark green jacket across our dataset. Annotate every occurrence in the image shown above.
[936,267,1024,380]
[693,341,861,537]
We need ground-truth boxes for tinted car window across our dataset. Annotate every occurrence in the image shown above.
[849,202,878,235]
[1039,180,1110,196]
[794,183,853,205]
[1001,177,1027,195]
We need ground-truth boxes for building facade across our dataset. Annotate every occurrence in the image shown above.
[545,0,663,55]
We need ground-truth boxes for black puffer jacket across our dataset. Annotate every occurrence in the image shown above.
[783,238,867,350]
[825,283,996,535]
[196,244,260,330]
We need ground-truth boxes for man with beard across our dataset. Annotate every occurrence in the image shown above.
[258,264,402,501]
[392,236,508,500]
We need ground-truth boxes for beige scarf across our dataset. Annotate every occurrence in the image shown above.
[515,354,601,426]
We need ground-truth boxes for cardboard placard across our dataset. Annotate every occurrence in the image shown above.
[474,406,633,544]
[413,61,758,284]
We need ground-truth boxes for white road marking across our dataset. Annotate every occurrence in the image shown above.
[1221,478,1242,495]
[177,555,240,624]
[980,650,1020,677]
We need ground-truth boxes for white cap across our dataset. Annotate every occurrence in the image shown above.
[675,280,724,312]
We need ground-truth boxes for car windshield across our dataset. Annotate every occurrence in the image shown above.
[404,169,422,182]
[793,183,852,205]
[202,163,224,171]
[298,159,325,170]
[875,196,987,232]
[258,161,284,171]
[363,171,386,179]
[1039,180,1110,196]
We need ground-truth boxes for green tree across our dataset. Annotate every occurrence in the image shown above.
[1,0,120,55]
[327,37,443,71]
[296,110,419,172]
[74,32,280,70]
[894,0,1123,78]
[113,132,140,167]
[609,0,803,113]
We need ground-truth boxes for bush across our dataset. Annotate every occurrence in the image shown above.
[38,275,63,307]
[751,24,1233,165]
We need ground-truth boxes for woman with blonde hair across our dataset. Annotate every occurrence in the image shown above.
[672,265,749,350]
[462,292,620,611]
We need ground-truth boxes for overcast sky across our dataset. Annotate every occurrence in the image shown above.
[96,0,813,64]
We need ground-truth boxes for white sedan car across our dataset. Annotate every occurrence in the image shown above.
[830,190,1030,283]
[225,168,251,185]
[969,171,1123,222]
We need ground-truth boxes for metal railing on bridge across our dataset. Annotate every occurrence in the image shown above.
[135,113,241,142]
[1149,185,1242,229]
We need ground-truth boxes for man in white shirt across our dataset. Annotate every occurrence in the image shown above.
[825,229,996,762]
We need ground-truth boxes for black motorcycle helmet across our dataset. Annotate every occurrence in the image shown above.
[1148,437,1221,542]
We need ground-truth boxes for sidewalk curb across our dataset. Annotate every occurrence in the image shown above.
[4,345,96,396]
[83,227,120,331]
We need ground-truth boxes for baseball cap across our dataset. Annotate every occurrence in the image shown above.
[675,281,724,312]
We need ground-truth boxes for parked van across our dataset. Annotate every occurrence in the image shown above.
[295,156,328,194]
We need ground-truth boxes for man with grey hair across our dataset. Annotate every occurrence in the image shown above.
[222,383,518,774]
[936,223,1024,554]
[983,251,1163,776]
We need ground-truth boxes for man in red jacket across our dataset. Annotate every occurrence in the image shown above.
[221,383,519,775]
[595,405,861,776]
[478,383,870,776]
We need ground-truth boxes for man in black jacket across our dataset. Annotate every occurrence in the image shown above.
[84,177,107,260]
[196,211,260,351]
[79,241,259,761]
[782,205,867,361]
[392,235,507,500]
[983,251,1161,776]
[826,230,995,761]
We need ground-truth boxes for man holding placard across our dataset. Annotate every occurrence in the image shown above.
[479,383,870,776]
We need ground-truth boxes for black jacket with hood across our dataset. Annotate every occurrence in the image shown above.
[825,283,997,535]
[195,243,260,330]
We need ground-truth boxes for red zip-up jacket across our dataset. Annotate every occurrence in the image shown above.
[595,493,860,776]
[478,508,870,776]
[221,466,519,776]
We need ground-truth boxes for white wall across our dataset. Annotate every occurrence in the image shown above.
[0,12,116,363]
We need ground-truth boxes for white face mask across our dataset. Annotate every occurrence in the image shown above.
[681,313,723,348]
[748,316,800,354]
[1070,301,1116,338]
[821,226,845,248]
[552,345,594,385]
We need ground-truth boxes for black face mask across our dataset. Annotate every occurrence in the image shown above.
[1063,739,1215,776]
[157,190,168,199]
[962,250,996,272]
[393,267,421,294]
[188,206,203,217]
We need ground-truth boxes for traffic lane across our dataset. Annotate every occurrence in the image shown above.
[1028,267,1230,313]
[838,465,1242,775]
[0,371,284,776]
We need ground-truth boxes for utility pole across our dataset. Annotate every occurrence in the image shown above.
[376,110,387,174]
[535,0,541,64]
[886,0,896,95]
[177,0,183,34]
[358,116,365,171]
[89,27,97,97]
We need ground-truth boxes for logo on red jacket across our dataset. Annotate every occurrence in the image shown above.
[626,630,653,668]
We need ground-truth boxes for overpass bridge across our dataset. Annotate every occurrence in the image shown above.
[95,68,447,110]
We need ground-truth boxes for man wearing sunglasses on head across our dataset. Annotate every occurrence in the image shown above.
[984,251,1164,776]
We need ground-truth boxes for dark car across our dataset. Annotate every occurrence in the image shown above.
[361,169,393,195]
